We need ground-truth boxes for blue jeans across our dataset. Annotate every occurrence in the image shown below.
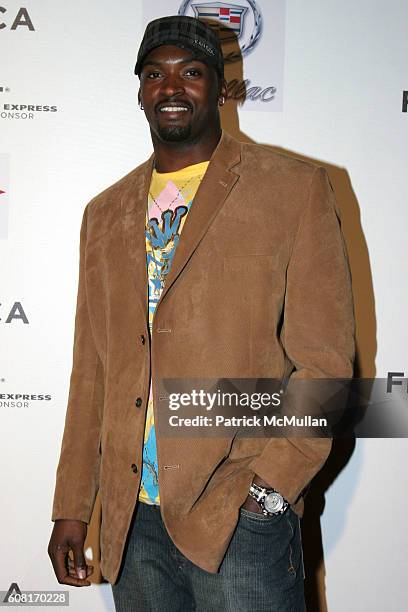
[111,501,305,612]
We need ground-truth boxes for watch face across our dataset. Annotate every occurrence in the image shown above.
[264,492,284,513]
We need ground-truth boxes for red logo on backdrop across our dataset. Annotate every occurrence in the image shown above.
[191,3,247,41]
[219,6,244,27]
[0,188,5,195]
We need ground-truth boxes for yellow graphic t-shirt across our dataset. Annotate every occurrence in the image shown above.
[139,160,209,505]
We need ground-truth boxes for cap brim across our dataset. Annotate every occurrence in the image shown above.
[135,37,203,76]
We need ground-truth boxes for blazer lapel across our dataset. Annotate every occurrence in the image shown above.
[158,130,241,305]
[120,130,242,317]
[120,154,154,319]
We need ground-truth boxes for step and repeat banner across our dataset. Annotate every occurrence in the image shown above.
[1,1,407,610]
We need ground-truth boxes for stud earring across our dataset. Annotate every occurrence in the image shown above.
[219,96,225,106]
[139,101,144,110]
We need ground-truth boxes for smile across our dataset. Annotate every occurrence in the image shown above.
[159,106,190,113]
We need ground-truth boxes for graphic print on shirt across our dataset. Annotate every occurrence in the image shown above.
[146,203,188,314]
[139,161,209,505]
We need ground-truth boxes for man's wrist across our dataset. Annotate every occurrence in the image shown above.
[251,474,273,489]
[241,474,290,515]
[247,475,290,515]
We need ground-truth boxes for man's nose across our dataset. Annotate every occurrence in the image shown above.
[161,73,185,98]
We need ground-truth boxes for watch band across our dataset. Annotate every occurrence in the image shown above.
[248,483,290,516]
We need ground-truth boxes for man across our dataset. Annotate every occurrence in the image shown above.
[48,15,355,612]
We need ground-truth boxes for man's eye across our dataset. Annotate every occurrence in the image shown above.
[184,68,201,77]
[146,71,162,79]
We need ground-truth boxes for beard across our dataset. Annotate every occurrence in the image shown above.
[157,123,192,142]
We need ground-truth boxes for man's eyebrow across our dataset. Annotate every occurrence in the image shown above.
[142,56,200,68]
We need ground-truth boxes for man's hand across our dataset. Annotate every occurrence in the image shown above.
[48,519,94,587]
[241,475,273,514]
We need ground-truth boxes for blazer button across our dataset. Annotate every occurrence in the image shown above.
[140,334,146,345]
[131,463,138,473]
[135,397,142,407]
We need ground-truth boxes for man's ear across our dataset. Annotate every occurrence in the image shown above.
[219,77,228,101]
[138,89,141,105]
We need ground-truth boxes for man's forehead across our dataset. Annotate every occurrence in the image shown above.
[143,44,204,65]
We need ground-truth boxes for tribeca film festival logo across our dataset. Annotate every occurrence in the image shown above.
[403,91,408,112]
[0,582,69,606]
[0,77,58,120]
[0,300,29,324]
[178,0,279,104]
[387,372,408,395]
[0,6,34,31]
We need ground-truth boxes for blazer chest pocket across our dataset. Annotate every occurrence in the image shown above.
[223,254,278,277]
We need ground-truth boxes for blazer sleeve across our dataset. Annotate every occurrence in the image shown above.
[51,203,104,523]
[248,166,356,504]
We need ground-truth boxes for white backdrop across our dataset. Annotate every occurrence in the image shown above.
[1,1,407,610]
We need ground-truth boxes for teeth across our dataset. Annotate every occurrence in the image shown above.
[160,106,189,112]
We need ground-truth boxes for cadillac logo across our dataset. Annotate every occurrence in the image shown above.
[191,3,247,41]
[179,0,263,62]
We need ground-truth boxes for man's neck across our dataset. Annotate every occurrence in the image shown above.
[151,129,222,173]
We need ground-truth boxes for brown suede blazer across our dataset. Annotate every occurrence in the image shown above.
[51,130,355,584]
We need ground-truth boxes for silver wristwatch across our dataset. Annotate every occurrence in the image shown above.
[248,483,290,516]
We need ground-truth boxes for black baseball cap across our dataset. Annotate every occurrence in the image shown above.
[135,15,224,79]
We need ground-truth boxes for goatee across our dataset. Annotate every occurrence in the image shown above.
[157,124,192,142]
